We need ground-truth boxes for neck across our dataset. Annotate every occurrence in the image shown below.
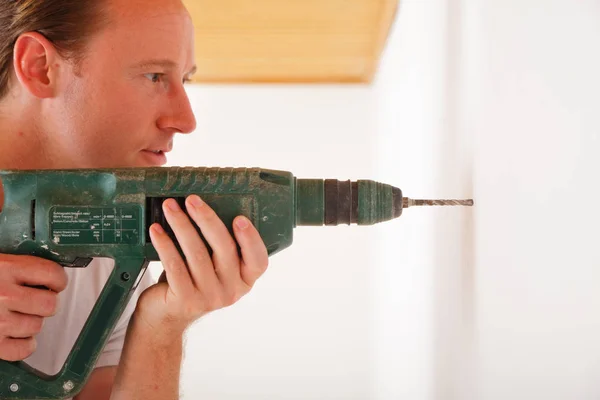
[0,102,52,171]
[0,99,54,212]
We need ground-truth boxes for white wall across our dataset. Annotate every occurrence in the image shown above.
[463,1,600,399]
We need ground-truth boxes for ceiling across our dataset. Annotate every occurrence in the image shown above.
[183,0,398,83]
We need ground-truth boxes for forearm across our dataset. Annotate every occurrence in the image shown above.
[109,312,185,400]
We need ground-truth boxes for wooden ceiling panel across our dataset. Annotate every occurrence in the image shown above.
[183,0,399,83]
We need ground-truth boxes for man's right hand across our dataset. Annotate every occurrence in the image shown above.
[0,254,68,361]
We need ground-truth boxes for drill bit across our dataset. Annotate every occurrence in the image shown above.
[402,198,474,208]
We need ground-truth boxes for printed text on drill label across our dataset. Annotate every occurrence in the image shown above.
[50,207,140,244]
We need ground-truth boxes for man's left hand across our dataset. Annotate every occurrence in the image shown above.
[136,195,269,335]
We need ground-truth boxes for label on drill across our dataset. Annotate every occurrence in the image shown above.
[50,206,140,245]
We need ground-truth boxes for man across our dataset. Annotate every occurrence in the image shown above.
[0,0,269,398]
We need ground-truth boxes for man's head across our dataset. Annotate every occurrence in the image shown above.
[0,0,197,169]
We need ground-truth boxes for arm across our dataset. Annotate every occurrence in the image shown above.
[74,367,116,400]
[109,314,184,400]
[74,316,183,400]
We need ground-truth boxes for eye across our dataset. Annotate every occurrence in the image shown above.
[145,73,164,83]
[183,77,192,85]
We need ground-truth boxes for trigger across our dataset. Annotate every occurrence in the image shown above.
[60,257,93,268]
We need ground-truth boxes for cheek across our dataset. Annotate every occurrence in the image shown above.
[74,83,154,151]
[94,81,157,131]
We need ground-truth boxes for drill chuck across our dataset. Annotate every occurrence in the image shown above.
[295,179,403,226]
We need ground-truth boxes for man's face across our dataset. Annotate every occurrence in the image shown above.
[47,0,197,168]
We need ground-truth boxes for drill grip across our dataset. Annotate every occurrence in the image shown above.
[0,257,148,399]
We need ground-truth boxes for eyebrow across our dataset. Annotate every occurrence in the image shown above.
[133,59,197,78]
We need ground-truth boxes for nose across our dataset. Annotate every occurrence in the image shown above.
[157,85,197,134]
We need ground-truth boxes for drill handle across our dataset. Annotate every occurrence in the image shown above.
[0,257,149,399]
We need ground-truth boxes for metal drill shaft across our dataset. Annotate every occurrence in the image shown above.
[402,198,474,208]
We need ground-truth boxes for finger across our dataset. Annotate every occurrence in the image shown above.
[4,286,59,317]
[0,337,36,361]
[184,195,240,284]
[3,255,68,292]
[149,222,195,297]
[162,198,220,292]
[232,216,269,288]
[0,312,44,338]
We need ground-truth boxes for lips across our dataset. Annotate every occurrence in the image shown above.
[141,149,168,166]
[144,147,170,154]
[141,141,172,166]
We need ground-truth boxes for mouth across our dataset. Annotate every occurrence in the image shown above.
[141,149,168,166]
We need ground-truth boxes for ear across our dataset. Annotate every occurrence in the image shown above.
[12,32,62,99]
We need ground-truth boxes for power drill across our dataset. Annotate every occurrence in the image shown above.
[0,166,472,399]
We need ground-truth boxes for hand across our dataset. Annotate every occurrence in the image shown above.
[136,195,269,335]
[0,254,68,361]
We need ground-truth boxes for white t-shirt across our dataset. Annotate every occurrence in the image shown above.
[23,258,155,398]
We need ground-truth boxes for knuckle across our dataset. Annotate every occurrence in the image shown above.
[29,260,54,285]
[8,314,41,337]
[207,293,225,311]
[187,250,209,266]
[163,256,183,273]
[255,255,269,272]
[55,268,68,291]
[41,293,58,317]
[238,277,253,294]
[240,280,252,293]
[260,258,269,272]
[182,301,196,316]
[199,206,218,222]
[246,258,269,281]
[215,287,242,308]
[260,250,270,267]
[224,241,238,256]
[20,338,36,359]
[30,317,44,335]
[180,294,203,317]
[185,302,203,318]
[224,290,241,306]
[45,262,66,287]
[29,337,37,353]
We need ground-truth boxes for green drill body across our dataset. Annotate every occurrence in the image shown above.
[0,166,404,399]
